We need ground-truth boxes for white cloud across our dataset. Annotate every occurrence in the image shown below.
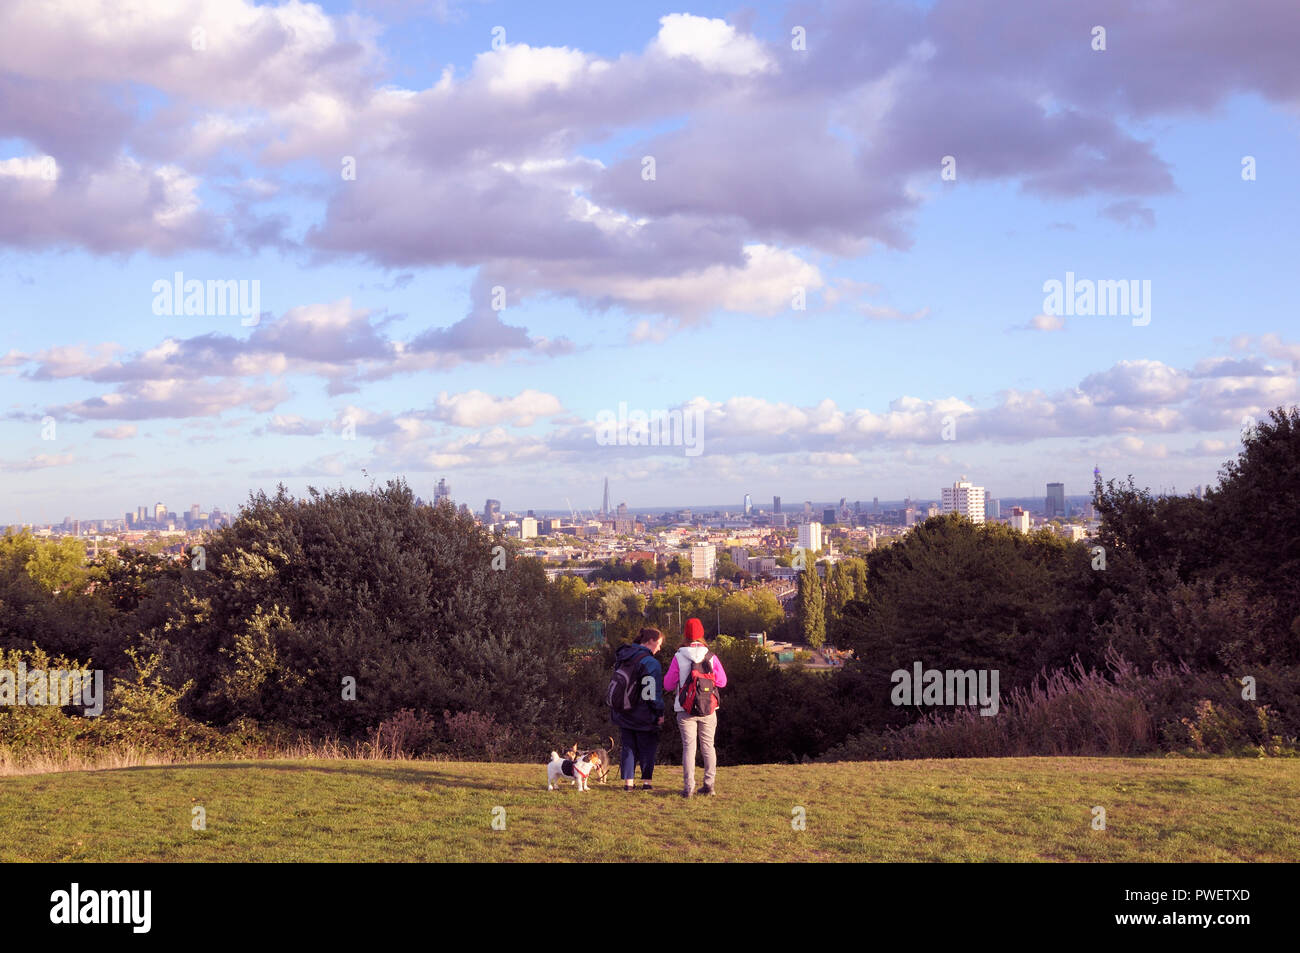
[433,389,564,427]
[651,14,773,76]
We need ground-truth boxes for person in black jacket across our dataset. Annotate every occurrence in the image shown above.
[611,627,665,790]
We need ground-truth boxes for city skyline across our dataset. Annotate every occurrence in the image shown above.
[3,1,1297,525]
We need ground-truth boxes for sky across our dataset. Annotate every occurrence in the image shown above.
[1,0,1298,523]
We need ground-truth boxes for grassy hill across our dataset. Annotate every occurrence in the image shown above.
[2,756,1297,862]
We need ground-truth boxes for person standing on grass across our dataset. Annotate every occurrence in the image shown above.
[610,627,666,790]
[663,617,727,798]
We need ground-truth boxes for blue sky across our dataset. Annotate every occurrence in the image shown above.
[1,0,1297,523]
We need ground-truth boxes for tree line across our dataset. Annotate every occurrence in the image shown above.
[2,406,1297,763]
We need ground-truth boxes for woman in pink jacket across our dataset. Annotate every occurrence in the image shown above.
[663,618,728,798]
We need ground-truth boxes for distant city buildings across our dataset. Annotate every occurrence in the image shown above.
[743,494,752,516]
[773,495,781,514]
[434,478,450,504]
[941,478,987,524]
[985,498,1000,521]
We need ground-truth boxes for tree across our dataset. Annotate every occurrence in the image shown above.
[823,561,855,639]
[145,481,574,736]
[796,564,826,647]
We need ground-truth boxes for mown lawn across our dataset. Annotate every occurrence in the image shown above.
[1,756,1296,862]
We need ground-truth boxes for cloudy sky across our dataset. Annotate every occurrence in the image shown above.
[2,0,1298,523]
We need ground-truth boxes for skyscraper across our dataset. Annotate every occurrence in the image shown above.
[773,496,782,514]
[798,521,823,553]
[434,478,450,504]
[940,478,987,524]
[690,543,717,580]
[602,477,610,517]
[743,494,752,516]
[484,499,501,523]
[1046,483,1066,518]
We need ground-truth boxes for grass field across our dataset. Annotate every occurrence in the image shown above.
[1,756,1297,862]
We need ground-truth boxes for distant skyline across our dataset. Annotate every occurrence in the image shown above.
[2,1,1297,525]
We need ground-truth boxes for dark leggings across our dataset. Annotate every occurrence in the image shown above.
[619,727,659,781]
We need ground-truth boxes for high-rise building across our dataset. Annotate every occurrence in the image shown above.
[1046,482,1066,518]
[940,478,987,524]
[1009,506,1031,533]
[985,498,1000,520]
[822,508,836,524]
[690,543,717,580]
[797,521,822,554]
[729,547,749,571]
[743,494,752,516]
[154,502,166,522]
[602,477,610,517]
[773,496,782,514]
[520,517,538,539]
[484,499,501,523]
[434,478,450,504]
[873,496,879,513]
[616,502,628,519]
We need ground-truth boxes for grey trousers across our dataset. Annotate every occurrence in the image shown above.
[676,711,718,792]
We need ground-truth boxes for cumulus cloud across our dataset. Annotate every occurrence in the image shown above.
[432,390,564,428]
[5,0,1298,335]
[650,14,774,76]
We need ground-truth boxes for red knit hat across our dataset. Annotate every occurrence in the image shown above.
[683,618,706,643]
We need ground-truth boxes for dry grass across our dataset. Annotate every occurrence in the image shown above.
[0,735,454,778]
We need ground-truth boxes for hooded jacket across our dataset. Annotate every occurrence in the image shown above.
[610,642,665,731]
[663,642,728,714]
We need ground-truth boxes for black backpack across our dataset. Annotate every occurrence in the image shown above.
[677,651,719,716]
[606,648,648,713]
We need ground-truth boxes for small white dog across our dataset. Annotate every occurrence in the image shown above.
[547,750,597,791]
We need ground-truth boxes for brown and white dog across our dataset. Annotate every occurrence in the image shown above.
[565,738,616,784]
[547,750,599,791]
